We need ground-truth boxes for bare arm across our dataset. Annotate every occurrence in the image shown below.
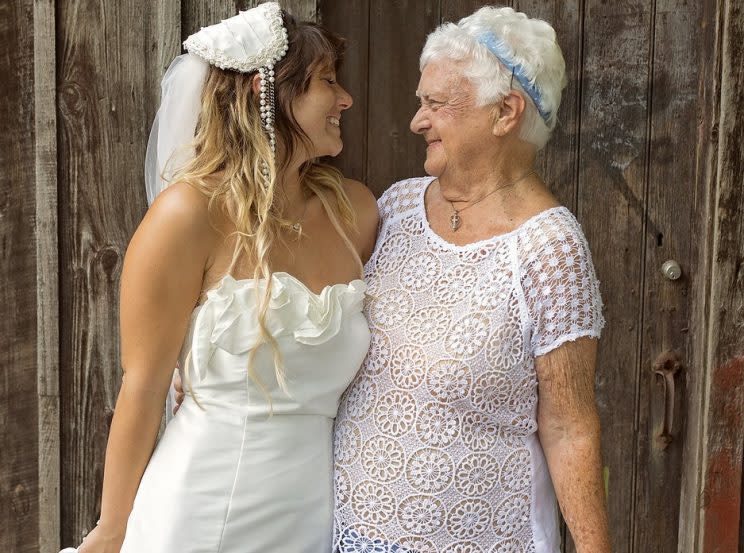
[79,183,213,552]
[535,337,611,553]
[343,178,379,264]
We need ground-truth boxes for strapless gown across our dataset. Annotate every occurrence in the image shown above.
[116,273,370,552]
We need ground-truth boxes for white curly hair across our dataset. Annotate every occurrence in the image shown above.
[420,6,567,150]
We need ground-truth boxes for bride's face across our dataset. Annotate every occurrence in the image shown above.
[291,66,353,159]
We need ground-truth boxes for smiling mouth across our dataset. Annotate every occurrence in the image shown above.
[328,116,340,127]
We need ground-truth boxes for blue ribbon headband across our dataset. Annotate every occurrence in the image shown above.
[477,32,551,122]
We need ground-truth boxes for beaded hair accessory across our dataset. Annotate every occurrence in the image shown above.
[183,2,289,185]
[477,31,551,122]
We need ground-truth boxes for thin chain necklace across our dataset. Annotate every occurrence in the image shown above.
[445,169,536,231]
[285,189,310,235]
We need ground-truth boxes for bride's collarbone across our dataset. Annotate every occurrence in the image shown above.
[203,241,359,296]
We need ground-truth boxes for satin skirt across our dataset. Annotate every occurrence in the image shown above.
[120,399,335,553]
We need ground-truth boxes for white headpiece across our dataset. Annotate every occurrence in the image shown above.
[145,2,289,205]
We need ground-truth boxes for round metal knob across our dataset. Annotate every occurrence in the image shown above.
[661,260,682,280]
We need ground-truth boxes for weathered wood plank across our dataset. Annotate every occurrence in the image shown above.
[57,0,176,543]
[145,0,181,129]
[701,0,744,551]
[442,0,514,22]
[0,0,40,551]
[578,2,654,552]
[181,0,237,39]
[677,1,721,549]
[34,0,60,549]
[239,0,317,21]
[513,0,582,212]
[366,0,439,195]
[319,0,370,184]
[632,1,706,551]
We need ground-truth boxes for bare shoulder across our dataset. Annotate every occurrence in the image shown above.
[342,178,379,262]
[516,179,561,221]
[146,181,212,230]
[119,182,217,381]
[343,178,378,214]
[129,182,219,271]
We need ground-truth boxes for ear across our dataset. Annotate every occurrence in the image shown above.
[251,73,262,96]
[491,91,526,137]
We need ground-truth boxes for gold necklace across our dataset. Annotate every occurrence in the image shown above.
[446,170,536,231]
[283,189,310,234]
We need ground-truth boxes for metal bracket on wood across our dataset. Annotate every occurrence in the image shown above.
[652,351,684,449]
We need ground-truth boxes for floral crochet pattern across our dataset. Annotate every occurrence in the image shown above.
[334,177,604,552]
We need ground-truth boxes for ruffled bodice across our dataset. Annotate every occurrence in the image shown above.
[179,271,370,417]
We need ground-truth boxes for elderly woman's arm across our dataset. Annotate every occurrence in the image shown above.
[536,337,612,553]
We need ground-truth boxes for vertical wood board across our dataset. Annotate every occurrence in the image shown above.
[578,2,654,551]
[633,1,704,550]
[34,0,61,549]
[0,0,40,550]
[57,0,175,542]
[365,0,439,195]
[701,0,744,551]
[514,0,582,212]
[676,0,721,549]
[319,0,370,184]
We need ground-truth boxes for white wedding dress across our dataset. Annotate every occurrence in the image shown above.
[104,273,368,552]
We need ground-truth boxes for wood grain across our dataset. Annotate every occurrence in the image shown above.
[700,0,744,550]
[34,0,60,549]
[319,0,370,184]
[676,0,721,548]
[577,2,654,551]
[146,0,181,130]
[0,0,40,551]
[631,1,706,551]
[181,0,237,40]
[513,0,582,212]
[366,0,439,195]
[57,0,175,543]
[238,0,318,21]
[442,0,514,22]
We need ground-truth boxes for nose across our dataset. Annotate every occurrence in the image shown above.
[410,106,429,134]
[337,84,353,111]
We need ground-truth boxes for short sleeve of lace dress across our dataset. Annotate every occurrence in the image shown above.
[517,208,605,357]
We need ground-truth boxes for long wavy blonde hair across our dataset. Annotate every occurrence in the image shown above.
[174,12,361,403]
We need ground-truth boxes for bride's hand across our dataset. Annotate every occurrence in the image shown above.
[76,523,125,553]
[173,371,185,415]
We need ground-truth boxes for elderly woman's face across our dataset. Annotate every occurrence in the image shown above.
[410,59,495,178]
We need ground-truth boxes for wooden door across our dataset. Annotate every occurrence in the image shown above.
[3,1,742,550]
[320,1,717,551]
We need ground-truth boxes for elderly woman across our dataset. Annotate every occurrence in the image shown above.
[333,6,611,553]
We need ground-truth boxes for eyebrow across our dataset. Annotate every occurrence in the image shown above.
[416,92,444,101]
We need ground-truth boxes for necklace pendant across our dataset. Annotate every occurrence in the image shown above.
[291,222,302,233]
[450,212,461,231]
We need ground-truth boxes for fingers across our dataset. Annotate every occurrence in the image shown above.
[172,388,185,415]
[171,370,185,415]
[173,370,183,394]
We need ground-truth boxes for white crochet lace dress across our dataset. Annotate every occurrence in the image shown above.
[333,177,604,553]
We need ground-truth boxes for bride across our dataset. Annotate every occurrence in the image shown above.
[69,3,378,552]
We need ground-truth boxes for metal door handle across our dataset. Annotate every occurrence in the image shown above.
[652,351,683,449]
